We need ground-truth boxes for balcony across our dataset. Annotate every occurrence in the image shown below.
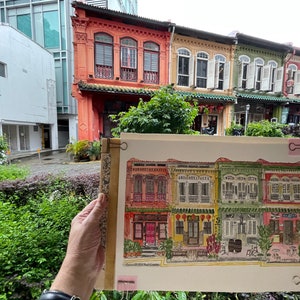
[95,65,113,79]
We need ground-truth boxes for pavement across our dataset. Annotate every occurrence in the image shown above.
[7,149,101,178]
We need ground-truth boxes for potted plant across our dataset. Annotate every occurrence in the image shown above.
[87,140,101,161]
[66,139,90,162]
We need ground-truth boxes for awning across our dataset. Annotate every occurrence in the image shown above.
[236,92,289,103]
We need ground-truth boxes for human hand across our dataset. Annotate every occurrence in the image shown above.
[51,193,107,300]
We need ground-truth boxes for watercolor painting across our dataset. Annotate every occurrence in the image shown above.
[122,157,300,266]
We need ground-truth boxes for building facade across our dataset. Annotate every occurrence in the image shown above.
[71,1,171,140]
[0,24,58,151]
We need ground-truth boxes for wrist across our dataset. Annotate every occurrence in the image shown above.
[39,289,80,300]
[51,257,95,300]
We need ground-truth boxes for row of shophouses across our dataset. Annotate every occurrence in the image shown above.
[71,1,300,140]
[123,158,300,265]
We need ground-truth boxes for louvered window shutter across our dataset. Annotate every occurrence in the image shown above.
[274,67,283,93]
[246,62,255,89]
[223,61,230,90]
[261,65,271,91]
[207,59,215,89]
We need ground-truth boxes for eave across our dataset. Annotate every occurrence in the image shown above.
[236,92,289,103]
[77,82,236,103]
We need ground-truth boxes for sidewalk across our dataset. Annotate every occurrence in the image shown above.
[7,149,101,178]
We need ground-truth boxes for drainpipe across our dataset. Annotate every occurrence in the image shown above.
[168,24,175,85]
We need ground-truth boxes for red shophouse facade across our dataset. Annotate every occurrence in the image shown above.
[71,2,172,140]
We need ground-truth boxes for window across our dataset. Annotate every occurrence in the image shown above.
[145,175,155,201]
[269,176,280,201]
[238,55,250,89]
[157,176,167,201]
[269,220,279,235]
[178,175,187,202]
[120,37,137,81]
[177,48,191,86]
[133,175,142,201]
[176,220,184,234]
[95,33,113,79]
[134,223,143,239]
[286,64,297,94]
[43,11,59,48]
[159,223,167,239]
[196,52,208,88]
[17,14,32,38]
[200,176,210,203]
[246,58,264,90]
[0,62,6,78]
[292,177,300,200]
[207,54,229,90]
[143,42,159,84]
[203,221,212,234]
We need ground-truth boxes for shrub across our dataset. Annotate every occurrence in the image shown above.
[0,165,29,181]
[0,173,100,300]
[245,120,285,137]
[110,85,199,136]
[0,135,8,165]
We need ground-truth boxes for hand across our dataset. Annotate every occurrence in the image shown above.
[51,193,107,300]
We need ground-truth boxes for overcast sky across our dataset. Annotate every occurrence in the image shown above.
[138,0,300,47]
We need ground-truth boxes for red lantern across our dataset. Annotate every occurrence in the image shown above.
[182,214,187,221]
[200,214,205,221]
[176,214,180,220]
[192,213,195,220]
[206,214,211,221]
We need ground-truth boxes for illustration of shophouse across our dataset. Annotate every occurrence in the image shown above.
[216,158,263,260]
[261,160,300,263]
[167,160,218,259]
[124,159,171,257]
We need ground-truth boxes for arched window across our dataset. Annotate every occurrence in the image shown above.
[215,54,226,90]
[120,37,137,81]
[94,33,113,79]
[238,55,250,89]
[143,41,159,84]
[196,52,209,88]
[254,58,264,90]
[177,48,191,86]
[133,174,142,201]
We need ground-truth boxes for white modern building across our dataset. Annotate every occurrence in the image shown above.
[0,0,137,148]
[0,23,58,152]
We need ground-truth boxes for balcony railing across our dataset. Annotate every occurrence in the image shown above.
[95,65,113,79]
[144,71,159,84]
[120,67,137,81]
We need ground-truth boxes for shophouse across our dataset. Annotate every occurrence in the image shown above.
[170,26,236,135]
[283,47,300,125]
[261,160,300,263]
[0,24,58,151]
[71,1,172,140]
[232,33,293,126]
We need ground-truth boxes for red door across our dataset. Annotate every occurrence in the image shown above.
[145,222,156,245]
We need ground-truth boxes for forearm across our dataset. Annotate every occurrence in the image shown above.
[50,256,96,300]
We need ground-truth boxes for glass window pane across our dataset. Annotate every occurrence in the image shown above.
[17,14,32,38]
[43,11,59,48]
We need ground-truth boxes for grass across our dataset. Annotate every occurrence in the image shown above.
[0,164,29,181]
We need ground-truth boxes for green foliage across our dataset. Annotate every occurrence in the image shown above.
[245,120,285,137]
[159,238,173,259]
[257,225,272,259]
[225,123,244,136]
[66,139,90,159]
[110,86,199,137]
[0,165,29,181]
[0,135,9,164]
[0,173,99,300]
[87,140,101,159]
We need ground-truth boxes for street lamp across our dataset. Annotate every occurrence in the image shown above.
[244,104,250,135]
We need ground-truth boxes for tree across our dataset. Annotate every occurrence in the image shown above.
[110,86,199,137]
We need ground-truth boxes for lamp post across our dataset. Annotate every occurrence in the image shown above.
[244,104,250,135]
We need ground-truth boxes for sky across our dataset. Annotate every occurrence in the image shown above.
[138,0,300,47]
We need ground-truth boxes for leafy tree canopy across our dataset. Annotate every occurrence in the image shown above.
[110,86,199,137]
